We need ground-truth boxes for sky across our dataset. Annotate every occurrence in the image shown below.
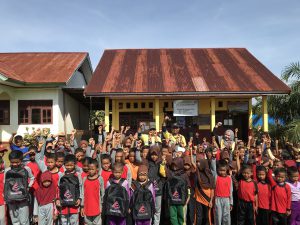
[0,0,299,77]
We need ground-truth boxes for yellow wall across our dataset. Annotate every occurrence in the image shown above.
[108,97,254,131]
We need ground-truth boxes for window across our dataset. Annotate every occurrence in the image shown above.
[18,100,53,124]
[0,100,10,125]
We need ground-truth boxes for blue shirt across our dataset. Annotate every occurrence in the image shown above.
[10,145,30,161]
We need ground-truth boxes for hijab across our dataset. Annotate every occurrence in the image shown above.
[35,171,56,206]
[196,159,215,189]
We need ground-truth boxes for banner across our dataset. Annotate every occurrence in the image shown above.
[173,100,198,116]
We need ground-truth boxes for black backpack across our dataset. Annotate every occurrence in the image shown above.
[132,181,155,220]
[4,167,29,203]
[166,175,187,205]
[104,178,129,217]
[59,173,80,207]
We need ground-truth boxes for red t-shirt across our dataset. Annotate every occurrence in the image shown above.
[83,177,101,216]
[101,170,113,188]
[121,165,128,179]
[257,182,271,209]
[27,161,41,191]
[238,179,258,202]
[0,172,4,205]
[215,176,231,198]
[81,172,88,179]
[268,169,292,213]
[77,161,83,168]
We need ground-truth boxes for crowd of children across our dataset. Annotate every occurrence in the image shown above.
[0,117,299,225]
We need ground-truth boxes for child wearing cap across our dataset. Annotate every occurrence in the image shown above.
[131,165,155,225]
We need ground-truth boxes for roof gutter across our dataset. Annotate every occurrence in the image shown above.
[84,90,291,97]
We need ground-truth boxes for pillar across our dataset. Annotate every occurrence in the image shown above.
[155,98,160,131]
[248,98,253,129]
[262,96,268,132]
[210,98,216,131]
[105,97,110,132]
[112,99,117,130]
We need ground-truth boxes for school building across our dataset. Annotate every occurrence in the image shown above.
[0,52,93,142]
[84,48,291,140]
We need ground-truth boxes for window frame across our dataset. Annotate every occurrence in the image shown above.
[18,100,53,125]
[0,100,10,125]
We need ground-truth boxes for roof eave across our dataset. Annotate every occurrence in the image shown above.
[84,90,291,97]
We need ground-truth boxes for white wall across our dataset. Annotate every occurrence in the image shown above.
[0,85,62,142]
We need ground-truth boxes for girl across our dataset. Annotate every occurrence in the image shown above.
[194,159,215,225]
[287,166,300,225]
[34,171,57,225]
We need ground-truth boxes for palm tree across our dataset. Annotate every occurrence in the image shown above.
[252,62,300,144]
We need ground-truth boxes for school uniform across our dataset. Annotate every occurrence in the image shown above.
[268,169,292,225]
[4,166,35,225]
[214,175,233,225]
[287,180,300,225]
[237,179,258,225]
[256,181,271,225]
[101,169,113,188]
[82,175,104,225]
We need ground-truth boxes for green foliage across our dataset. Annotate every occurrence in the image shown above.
[253,62,300,145]
[89,110,105,129]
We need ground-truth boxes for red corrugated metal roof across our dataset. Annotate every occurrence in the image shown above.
[0,52,88,83]
[85,48,291,96]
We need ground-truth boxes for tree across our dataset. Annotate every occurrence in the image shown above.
[253,62,300,144]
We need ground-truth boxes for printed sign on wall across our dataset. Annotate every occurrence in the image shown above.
[173,100,198,116]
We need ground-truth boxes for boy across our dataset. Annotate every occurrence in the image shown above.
[0,145,8,225]
[214,160,233,225]
[100,154,113,188]
[237,165,258,225]
[10,134,30,163]
[104,162,130,225]
[4,150,35,225]
[81,159,104,225]
[56,154,83,225]
[268,166,292,225]
[131,165,155,225]
[255,166,271,225]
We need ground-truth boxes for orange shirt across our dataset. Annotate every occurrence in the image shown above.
[125,160,139,181]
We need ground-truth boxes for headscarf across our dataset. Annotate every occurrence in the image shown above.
[196,159,215,189]
[222,129,235,149]
[35,171,56,206]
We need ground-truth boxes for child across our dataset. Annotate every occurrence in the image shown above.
[81,159,104,225]
[125,149,139,181]
[104,162,131,225]
[194,159,215,225]
[287,167,299,225]
[255,166,271,225]
[268,167,291,225]
[82,157,92,178]
[165,158,190,225]
[10,134,30,163]
[4,150,35,225]
[56,154,83,225]
[148,146,164,225]
[34,171,57,225]
[100,154,113,188]
[131,165,155,225]
[214,160,233,225]
[237,165,258,225]
[75,148,85,168]
[0,145,8,225]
